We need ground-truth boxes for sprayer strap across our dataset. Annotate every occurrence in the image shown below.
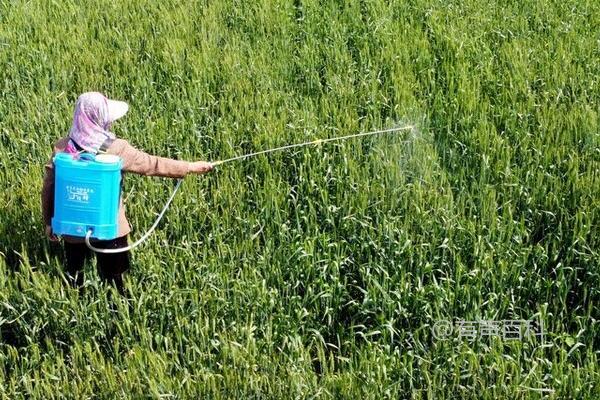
[69,139,85,152]
[99,137,114,153]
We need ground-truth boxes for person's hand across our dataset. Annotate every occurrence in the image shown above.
[188,161,214,175]
[45,225,59,242]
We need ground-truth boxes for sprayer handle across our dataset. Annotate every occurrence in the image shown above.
[78,153,96,162]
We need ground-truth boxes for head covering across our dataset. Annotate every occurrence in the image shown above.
[65,92,129,154]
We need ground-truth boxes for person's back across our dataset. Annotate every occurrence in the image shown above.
[42,92,213,294]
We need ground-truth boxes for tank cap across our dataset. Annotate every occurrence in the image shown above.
[95,154,121,164]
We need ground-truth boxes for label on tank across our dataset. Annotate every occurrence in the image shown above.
[65,185,95,204]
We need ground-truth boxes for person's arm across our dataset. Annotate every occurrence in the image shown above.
[41,155,58,241]
[109,139,213,177]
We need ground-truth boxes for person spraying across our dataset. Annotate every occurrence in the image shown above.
[41,92,213,294]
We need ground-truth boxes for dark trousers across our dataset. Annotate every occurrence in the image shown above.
[64,235,130,295]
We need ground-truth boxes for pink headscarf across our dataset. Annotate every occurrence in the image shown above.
[66,92,128,154]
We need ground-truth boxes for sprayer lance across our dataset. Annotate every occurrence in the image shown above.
[211,125,414,166]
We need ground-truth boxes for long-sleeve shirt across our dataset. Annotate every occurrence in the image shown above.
[42,137,190,243]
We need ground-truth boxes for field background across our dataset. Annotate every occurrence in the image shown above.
[0,0,599,398]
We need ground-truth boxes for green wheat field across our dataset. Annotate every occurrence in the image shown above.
[0,0,599,398]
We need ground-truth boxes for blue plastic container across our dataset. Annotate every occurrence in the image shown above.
[51,152,123,240]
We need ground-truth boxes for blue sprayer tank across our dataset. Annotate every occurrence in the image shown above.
[51,152,123,240]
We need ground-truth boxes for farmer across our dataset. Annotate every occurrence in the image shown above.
[41,92,213,294]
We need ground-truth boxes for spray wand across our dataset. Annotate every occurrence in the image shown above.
[211,125,413,166]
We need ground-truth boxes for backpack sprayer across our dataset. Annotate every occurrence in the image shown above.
[51,125,414,254]
[52,152,123,239]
